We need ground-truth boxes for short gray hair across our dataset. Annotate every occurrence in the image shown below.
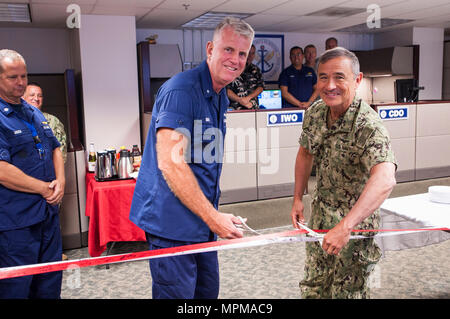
[317,47,360,78]
[0,49,26,74]
[213,17,255,44]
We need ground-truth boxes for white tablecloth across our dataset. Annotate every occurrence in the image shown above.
[380,193,450,228]
[377,193,450,252]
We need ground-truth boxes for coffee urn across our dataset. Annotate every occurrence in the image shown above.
[118,149,133,179]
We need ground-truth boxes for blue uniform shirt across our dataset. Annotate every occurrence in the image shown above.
[278,65,317,108]
[0,97,60,231]
[129,60,229,242]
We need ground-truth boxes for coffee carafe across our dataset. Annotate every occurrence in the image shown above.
[118,149,133,179]
[106,148,118,178]
[95,151,107,179]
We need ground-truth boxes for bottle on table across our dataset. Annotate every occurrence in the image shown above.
[88,143,96,173]
[131,144,141,171]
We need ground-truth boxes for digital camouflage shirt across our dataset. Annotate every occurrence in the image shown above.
[299,97,397,233]
[227,62,264,110]
[43,112,67,163]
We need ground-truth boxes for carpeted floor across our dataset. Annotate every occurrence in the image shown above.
[61,177,450,299]
[61,225,450,299]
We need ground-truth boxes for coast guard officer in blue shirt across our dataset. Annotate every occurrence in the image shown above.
[129,17,254,299]
[0,50,65,298]
[279,46,319,109]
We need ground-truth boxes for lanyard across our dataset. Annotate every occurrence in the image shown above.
[19,118,45,159]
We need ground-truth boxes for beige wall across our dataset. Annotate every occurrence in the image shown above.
[78,15,141,152]
[0,27,71,73]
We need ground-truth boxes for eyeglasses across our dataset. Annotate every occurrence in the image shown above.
[290,53,303,57]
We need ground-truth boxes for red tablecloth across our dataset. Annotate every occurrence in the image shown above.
[85,172,146,257]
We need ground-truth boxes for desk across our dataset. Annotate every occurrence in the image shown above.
[85,173,146,257]
[376,193,450,252]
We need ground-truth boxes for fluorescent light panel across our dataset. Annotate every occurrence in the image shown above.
[182,12,252,29]
[0,3,31,23]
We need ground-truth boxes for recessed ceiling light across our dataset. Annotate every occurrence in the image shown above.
[181,12,252,29]
[0,3,31,23]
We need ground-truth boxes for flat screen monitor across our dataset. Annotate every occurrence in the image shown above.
[395,79,418,103]
[258,90,282,109]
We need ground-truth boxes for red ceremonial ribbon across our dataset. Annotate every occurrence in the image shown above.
[0,227,448,280]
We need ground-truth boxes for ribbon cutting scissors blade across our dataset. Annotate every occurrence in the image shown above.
[235,216,262,236]
[297,222,324,246]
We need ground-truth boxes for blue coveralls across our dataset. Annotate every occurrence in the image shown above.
[129,61,228,299]
[0,98,62,299]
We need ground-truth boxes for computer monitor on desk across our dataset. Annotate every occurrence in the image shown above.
[258,90,282,109]
[395,79,419,103]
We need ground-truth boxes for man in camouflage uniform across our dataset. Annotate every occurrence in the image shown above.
[23,82,67,163]
[227,44,264,110]
[290,47,397,299]
[23,82,69,261]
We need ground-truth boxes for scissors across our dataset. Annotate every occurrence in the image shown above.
[234,216,262,236]
[297,222,324,246]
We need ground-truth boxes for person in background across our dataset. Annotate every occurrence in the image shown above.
[303,44,321,103]
[0,49,64,298]
[303,44,318,70]
[23,82,68,261]
[290,47,397,299]
[302,44,320,176]
[129,17,254,299]
[23,82,67,163]
[279,46,319,109]
[227,44,264,110]
[325,37,338,50]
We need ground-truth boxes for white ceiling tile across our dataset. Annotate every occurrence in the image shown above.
[244,14,296,29]
[262,0,351,16]
[339,0,407,9]
[306,11,366,30]
[381,0,450,18]
[31,0,97,4]
[0,0,30,3]
[90,6,151,19]
[157,0,228,11]
[137,8,204,29]
[270,15,338,32]
[213,0,289,14]
[389,3,450,20]
[95,0,161,7]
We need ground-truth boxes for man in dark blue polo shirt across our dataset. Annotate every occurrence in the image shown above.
[0,50,65,298]
[129,17,254,299]
[279,46,319,109]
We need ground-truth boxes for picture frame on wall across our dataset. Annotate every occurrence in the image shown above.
[252,34,285,85]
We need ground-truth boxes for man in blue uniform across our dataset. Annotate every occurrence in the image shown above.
[129,18,254,299]
[0,49,65,298]
[279,46,319,109]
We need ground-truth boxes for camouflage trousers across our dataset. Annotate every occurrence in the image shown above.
[300,199,382,299]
